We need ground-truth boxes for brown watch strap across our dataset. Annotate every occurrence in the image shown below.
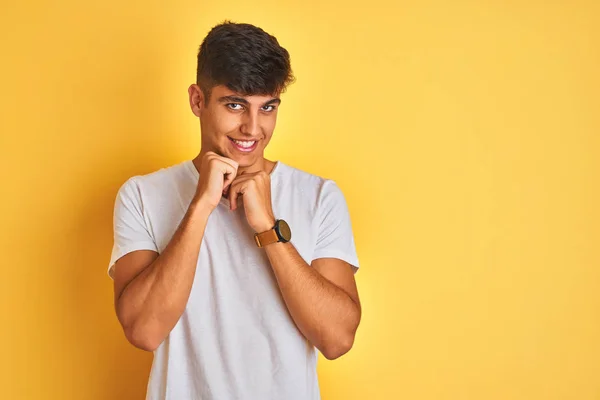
[254,228,279,248]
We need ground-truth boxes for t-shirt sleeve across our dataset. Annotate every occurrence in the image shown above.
[311,180,360,273]
[107,177,158,279]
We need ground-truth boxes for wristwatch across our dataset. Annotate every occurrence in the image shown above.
[254,219,292,247]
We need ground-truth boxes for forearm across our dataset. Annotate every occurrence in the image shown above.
[117,198,211,350]
[264,242,361,359]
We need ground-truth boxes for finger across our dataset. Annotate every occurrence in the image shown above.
[221,162,238,190]
[216,155,239,174]
[228,181,247,211]
[229,183,238,210]
[228,175,256,197]
[223,170,236,191]
[230,173,256,184]
[207,153,238,174]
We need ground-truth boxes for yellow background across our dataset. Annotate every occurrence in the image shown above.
[1,1,599,399]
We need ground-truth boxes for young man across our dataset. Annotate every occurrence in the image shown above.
[108,21,361,399]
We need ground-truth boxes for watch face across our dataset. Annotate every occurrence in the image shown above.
[277,220,292,242]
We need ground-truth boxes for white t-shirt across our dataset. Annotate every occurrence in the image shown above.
[108,159,360,400]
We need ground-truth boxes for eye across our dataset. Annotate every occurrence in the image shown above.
[262,105,276,112]
[226,103,244,111]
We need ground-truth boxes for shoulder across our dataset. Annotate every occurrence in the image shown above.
[273,161,346,204]
[117,160,191,195]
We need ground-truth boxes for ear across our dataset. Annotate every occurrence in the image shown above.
[188,84,205,117]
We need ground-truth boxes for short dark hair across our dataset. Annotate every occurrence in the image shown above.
[196,21,295,102]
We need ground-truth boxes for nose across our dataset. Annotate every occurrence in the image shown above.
[240,112,260,137]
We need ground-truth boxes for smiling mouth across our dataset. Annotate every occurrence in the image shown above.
[228,136,259,152]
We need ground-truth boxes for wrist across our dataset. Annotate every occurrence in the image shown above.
[189,196,214,219]
[254,219,291,248]
[254,216,276,233]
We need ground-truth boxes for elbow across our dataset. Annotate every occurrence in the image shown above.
[321,332,356,360]
[124,323,162,352]
[321,306,361,360]
[117,302,163,352]
[119,312,163,352]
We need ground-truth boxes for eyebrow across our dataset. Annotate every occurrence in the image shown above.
[217,95,281,107]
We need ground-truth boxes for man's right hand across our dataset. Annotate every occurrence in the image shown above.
[194,151,239,209]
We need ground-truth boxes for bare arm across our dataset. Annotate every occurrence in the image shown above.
[112,152,238,351]
[263,241,361,360]
[225,170,361,360]
[113,198,211,351]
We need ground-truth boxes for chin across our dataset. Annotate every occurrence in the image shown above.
[234,156,259,168]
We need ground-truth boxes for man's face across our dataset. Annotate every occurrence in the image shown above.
[189,84,281,168]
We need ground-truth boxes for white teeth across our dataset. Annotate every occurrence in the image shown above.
[233,139,256,148]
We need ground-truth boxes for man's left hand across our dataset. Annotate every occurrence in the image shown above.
[227,171,276,233]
